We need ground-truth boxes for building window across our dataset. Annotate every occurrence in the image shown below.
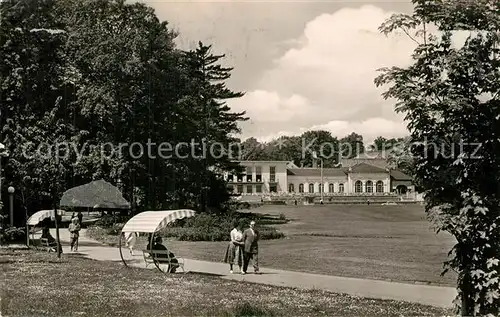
[319,183,323,193]
[247,185,253,194]
[227,185,234,193]
[270,184,277,192]
[256,166,262,182]
[269,166,276,182]
[329,183,334,193]
[246,166,253,182]
[237,185,243,193]
[256,184,262,193]
[227,174,233,182]
[338,183,344,193]
[299,183,304,193]
[309,183,314,193]
[365,180,373,193]
[237,173,243,182]
[376,181,384,193]
[288,183,294,192]
[355,181,362,193]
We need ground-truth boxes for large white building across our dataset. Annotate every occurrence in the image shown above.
[224,153,413,196]
[225,161,289,194]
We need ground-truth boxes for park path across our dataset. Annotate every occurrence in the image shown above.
[47,229,457,309]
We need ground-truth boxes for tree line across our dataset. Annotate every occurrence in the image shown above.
[0,0,247,217]
[240,131,408,169]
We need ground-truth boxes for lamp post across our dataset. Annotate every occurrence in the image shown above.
[7,186,14,227]
[0,143,9,222]
[312,151,324,204]
[129,167,135,215]
[116,178,122,220]
[320,158,324,203]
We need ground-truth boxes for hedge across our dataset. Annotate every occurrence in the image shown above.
[90,212,287,242]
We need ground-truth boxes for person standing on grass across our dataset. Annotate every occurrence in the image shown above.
[224,220,244,274]
[68,217,81,252]
[242,220,260,274]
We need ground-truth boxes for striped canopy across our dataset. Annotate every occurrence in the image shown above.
[27,209,65,226]
[121,209,196,233]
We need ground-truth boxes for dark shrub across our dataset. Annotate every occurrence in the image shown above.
[159,212,286,241]
[232,302,276,317]
[106,223,124,235]
[90,208,287,243]
[94,214,131,228]
[0,226,26,244]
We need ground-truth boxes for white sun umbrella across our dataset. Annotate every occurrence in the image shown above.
[119,209,196,270]
[26,209,65,247]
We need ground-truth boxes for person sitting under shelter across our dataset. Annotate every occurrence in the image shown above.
[41,227,62,253]
[146,235,179,273]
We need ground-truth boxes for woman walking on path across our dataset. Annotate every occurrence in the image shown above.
[224,220,244,274]
[68,217,81,252]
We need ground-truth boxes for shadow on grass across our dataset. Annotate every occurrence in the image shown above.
[186,271,225,277]
[30,239,109,248]
[110,259,141,264]
[296,233,400,239]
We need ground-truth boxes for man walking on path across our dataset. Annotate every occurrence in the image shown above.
[242,220,260,274]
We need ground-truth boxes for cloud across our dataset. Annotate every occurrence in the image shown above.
[232,5,417,142]
[231,90,310,122]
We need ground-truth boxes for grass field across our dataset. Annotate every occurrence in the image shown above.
[151,204,456,286]
[87,204,456,286]
[0,249,451,316]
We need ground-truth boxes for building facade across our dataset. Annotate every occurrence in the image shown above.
[225,161,289,195]
[286,163,392,194]
[224,159,414,196]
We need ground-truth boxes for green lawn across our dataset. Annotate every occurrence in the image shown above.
[160,205,455,286]
[88,204,456,286]
[0,249,451,316]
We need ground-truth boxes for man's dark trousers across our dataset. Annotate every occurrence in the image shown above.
[243,250,259,273]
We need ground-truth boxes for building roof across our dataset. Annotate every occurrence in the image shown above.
[348,163,388,174]
[355,151,390,159]
[390,169,412,180]
[287,168,347,177]
[237,160,291,164]
[340,158,389,169]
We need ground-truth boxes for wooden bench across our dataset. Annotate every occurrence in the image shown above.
[40,238,56,252]
[142,249,185,273]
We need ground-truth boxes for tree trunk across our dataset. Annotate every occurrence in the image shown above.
[54,207,62,258]
[24,206,29,246]
[461,269,473,316]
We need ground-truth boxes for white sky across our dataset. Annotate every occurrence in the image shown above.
[143,0,417,143]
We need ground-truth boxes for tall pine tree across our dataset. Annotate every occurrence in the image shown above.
[177,42,248,212]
